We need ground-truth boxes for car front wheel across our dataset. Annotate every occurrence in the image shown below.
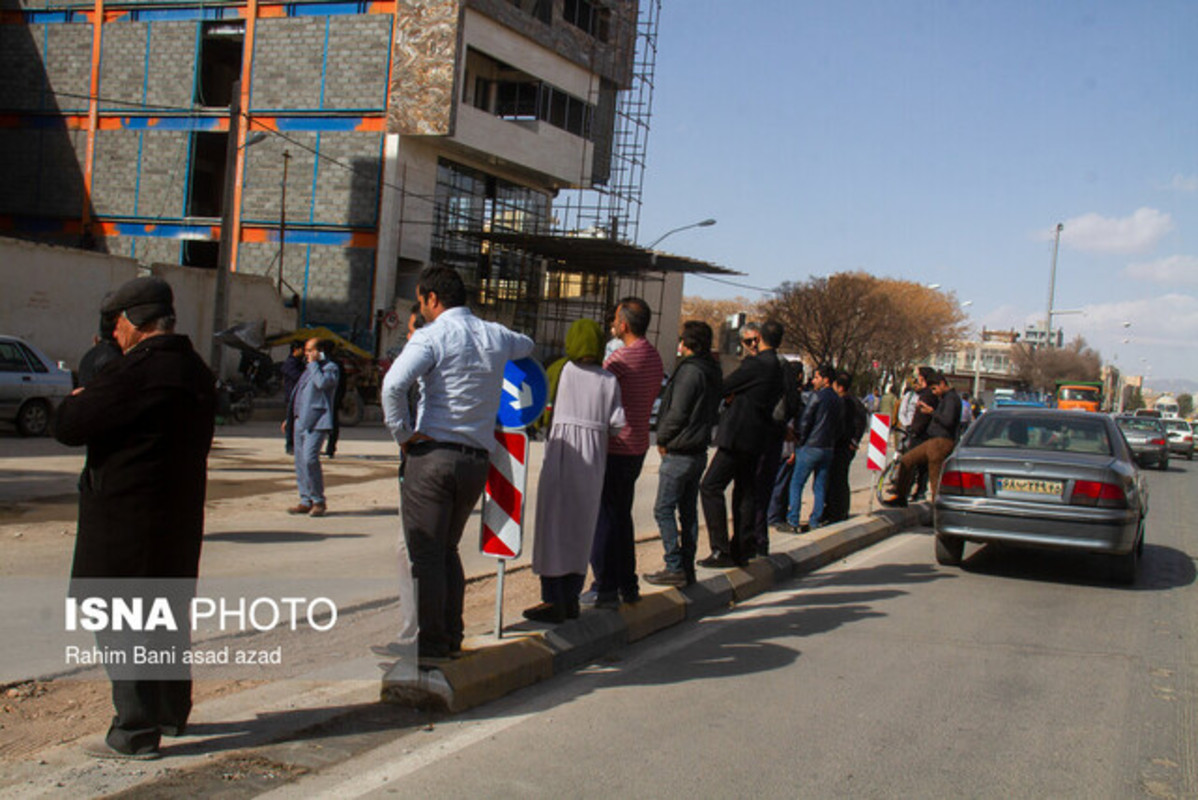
[16,399,51,437]
[935,534,964,566]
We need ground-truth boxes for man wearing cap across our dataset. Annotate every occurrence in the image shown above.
[55,276,216,760]
[286,337,340,516]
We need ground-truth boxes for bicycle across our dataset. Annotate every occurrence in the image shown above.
[874,427,922,506]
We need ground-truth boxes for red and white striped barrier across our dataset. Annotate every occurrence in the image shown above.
[481,429,527,559]
[867,414,890,471]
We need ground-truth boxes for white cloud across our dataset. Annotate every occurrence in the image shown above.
[1047,208,1174,255]
[986,295,1198,379]
[1125,255,1198,285]
[1167,173,1198,192]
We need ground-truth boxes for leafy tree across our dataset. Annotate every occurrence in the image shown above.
[1012,334,1103,392]
[1179,393,1193,418]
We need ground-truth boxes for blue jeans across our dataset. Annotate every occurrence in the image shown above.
[294,427,328,504]
[767,455,795,524]
[653,452,707,574]
[786,446,833,528]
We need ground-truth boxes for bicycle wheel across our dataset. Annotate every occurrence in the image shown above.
[875,459,900,505]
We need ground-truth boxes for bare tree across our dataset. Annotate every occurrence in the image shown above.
[1012,335,1103,390]
[679,295,764,352]
[761,272,967,385]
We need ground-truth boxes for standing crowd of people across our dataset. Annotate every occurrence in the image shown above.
[57,265,948,760]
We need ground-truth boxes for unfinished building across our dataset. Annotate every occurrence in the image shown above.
[0,0,732,366]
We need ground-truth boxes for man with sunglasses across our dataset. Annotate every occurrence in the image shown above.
[698,321,785,567]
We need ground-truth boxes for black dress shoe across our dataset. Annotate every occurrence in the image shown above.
[523,602,566,623]
[697,553,737,569]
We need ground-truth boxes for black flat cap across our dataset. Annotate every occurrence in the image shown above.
[101,276,175,327]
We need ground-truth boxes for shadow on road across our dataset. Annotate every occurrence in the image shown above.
[204,530,370,544]
[957,542,1194,591]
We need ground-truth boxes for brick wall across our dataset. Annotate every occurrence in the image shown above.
[250,18,325,110]
[99,21,197,112]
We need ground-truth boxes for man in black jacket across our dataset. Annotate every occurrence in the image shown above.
[698,321,785,567]
[824,371,868,523]
[782,364,843,531]
[55,276,216,760]
[884,371,961,506]
[645,321,722,587]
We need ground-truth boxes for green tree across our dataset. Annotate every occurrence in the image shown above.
[1178,393,1193,418]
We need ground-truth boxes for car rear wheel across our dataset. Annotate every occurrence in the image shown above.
[935,534,964,566]
[16,399,51,437]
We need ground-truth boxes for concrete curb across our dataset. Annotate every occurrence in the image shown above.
[380,504,931,713]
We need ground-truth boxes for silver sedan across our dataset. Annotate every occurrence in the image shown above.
[934,409,1147,584]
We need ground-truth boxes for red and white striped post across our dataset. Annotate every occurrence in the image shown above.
[481,429,528,638]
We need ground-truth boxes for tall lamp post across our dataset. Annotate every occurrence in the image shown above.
[646,218,716,249]
[1043,222,1064,348]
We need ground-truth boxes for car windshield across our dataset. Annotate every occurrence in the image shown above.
[967,415,1113,454]
[1118,418,1163,432]
[1059,387,1099,402]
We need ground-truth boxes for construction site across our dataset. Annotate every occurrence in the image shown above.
[0,0,735,370]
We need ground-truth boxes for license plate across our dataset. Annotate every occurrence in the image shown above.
[995,477,1064,496]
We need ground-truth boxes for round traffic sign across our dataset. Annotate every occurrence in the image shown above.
[497,358,549,430]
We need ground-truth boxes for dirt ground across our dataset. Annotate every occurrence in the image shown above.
[0,534,674,762]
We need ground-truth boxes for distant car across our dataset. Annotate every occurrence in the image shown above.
[1160,418,1194,460]
[934,409,1148,584]
[1114,415,1169,471]
[0,335,74,436]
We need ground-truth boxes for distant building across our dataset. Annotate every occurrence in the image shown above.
[1021,325,1064,349]
[929,328,1020,397]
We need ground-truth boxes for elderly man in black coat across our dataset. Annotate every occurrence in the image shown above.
[55,276,216,760]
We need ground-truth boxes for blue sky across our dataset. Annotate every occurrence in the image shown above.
[637,0,1198,383]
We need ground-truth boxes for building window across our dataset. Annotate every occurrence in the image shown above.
[196,21,244,108]
[187,132,228,218]
[506,0,551,24]
[463,48,595,139]
[431,159,548,309]
[562,0,609,42]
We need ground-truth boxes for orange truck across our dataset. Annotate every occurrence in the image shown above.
[1055,380,1104,413]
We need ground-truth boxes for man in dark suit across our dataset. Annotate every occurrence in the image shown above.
[697,320,785,567]
[56,276,216,760]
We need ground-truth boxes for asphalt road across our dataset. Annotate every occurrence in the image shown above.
[263,461,1198,799]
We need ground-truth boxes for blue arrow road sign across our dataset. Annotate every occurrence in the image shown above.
[497,357,549,430]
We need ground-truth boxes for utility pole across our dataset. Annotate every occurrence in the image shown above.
[279,149,290,294]
[210,80,242,375]
[1043,222,1063,349]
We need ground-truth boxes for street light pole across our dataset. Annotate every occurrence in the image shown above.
[1043,222,1063,348]
[646,218,716,249]
[279,149,290,294]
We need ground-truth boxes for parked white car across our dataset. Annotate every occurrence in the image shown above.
[0,335,74,436]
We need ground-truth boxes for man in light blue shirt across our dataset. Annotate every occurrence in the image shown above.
[378,266,534,664]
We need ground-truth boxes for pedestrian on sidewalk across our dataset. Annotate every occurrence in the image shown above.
[77,304,122,386]
[780,363,843,533]
[524,319,625,623]
[279,342,305,455]
[883,371,962,506]
[644,320,721,588]
[698,320,785,568]
[905,366,939,500]
[752,342,801,556]
[55,276,216,761]
[324,345,348,458]
[371,304,427,666]
[286,338,340,517]
[379,266,534,663]
[586,297,663,609]
[824,371,868,524]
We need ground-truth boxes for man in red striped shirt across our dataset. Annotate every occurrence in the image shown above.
[587,297,664,608]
